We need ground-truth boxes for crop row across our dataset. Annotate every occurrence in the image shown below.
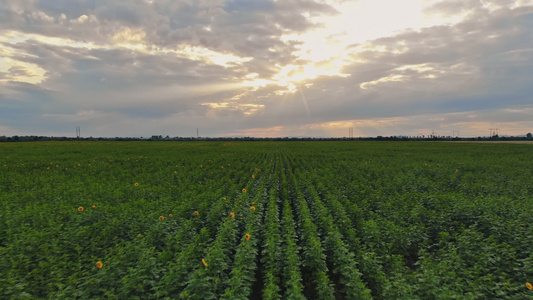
[1,141,532,298]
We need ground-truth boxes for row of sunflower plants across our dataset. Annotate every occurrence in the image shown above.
[120,146,267,298]
[274,149,307,299]
[2,141,533,298]
[153,153,268,299]
[0,141,266,298]
[303,158,407,299]
[307,141,533,298]
[298,171,372,299]
[279,198,306,299]
[257,168,283,299]
[282,153,336,300]
[319,185,394,298]
[288,151,376,298]
[221,169,270,299]
[180,156,271,299]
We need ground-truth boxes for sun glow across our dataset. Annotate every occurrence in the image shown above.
[202,102,265,116]
[0,57,47,84]
[242,59,350,94]
[241,0,481,94]
[240,0,467,94]
[360,74,406,89]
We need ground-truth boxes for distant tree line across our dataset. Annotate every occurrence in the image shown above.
[1,133,532,142]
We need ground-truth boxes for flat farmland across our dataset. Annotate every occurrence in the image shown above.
[1,141,532,299]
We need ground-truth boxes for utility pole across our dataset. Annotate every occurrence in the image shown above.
[197,128,199,139]
[453,131,459,138]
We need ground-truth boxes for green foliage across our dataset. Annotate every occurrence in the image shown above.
[1,141,533,299]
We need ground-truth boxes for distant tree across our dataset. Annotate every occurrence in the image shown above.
[527,132,532,139]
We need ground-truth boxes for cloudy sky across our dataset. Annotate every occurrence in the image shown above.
[1,0,533,138]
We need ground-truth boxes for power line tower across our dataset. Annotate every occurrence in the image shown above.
[76,126,80,138]
[453,130,460,138]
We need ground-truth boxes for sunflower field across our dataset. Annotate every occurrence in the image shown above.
[1,141,532,299]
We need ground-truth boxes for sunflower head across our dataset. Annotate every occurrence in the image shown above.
[244,233,251,240]
[78,206,84,211]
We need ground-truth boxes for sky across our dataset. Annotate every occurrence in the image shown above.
[1,0,533,138]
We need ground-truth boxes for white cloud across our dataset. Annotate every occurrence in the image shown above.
[72,14,90,24]
[1,0,533,137]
